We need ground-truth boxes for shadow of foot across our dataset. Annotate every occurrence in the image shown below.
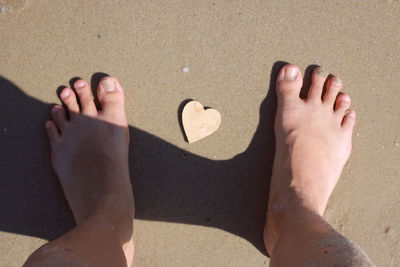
[0,61,287,254]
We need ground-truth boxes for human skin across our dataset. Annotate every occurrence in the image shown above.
[263,64,374,266]
[24,77,134,267]
[24,64,374,266]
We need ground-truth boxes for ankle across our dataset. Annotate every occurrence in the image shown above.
[265,187,323,254]
[272,166,328,216]
[271,189,324,223]
[81,212,134,265]
[90,207,134,244]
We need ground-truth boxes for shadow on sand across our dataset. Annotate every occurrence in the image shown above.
[0,61,299,255]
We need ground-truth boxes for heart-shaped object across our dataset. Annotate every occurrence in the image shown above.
[182,101,221,143]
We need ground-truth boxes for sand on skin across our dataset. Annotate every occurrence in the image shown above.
[0,1,400,266]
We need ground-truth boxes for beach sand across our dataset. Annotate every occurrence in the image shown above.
[0,0,399,266]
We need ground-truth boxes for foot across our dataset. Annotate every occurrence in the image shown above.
[45,77,134,264]
[264,65,356,256]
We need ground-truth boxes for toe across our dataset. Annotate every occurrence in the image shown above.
[308,66,329,101]
[51,105,68,130]
[74,79,98,116]
[342,109,356,131]
[45,120,60,145]
[60,88,80,115]
[97,76,127,125]
[334,93,351,120]
[323,76,342,106]
[276,64,303,104]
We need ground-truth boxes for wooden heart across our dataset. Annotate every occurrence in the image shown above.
[182,101,221,143]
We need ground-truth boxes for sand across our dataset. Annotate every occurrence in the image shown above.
[0,0,399,266]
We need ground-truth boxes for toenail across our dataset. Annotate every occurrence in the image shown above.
[316,66,328,76]
[101,78,115,92]
[284,66,298,81]
[75,80,85,89]
[333,77,342,86]
[341,95,350,103]
[52,106,61,113]
[60,90,70,98]
[348,110,356,118]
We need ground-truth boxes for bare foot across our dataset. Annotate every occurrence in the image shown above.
[45,77,134,264]
[264,65,356,256]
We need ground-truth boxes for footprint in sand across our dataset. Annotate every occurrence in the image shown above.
[0,0,30,13]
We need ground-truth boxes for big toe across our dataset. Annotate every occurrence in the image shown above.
[97,76,127,126]
[276,64,303,105]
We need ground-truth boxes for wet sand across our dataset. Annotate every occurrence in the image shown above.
[1,0,400,266]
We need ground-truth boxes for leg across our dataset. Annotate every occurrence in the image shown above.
[264,65,374,266]
[24,77,134,267]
